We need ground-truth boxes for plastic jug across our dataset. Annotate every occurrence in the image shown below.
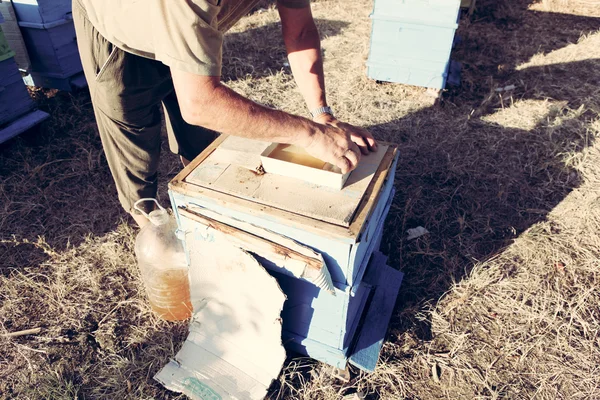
[133,198,192,321]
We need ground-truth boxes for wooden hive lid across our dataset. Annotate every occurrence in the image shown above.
[169,135,398,242]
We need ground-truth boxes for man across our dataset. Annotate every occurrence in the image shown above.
[73,0,377,227]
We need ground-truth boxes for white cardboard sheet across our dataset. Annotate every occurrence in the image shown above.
[155,236,286,400]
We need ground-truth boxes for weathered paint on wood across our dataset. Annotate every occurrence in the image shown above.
[283,331,348,369]
[346,146,397,238]
[347,152,398,286]
[343,281,372,351]
[350,190,394,294]
[178,206,336,292]
[372,0,461,26]
[172,190,353,285]
[275,269,371,350]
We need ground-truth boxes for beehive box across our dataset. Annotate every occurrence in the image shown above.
[0,55,35,127]
[7,0,84,90]
[0,9,49,143]
[18,18,82,79]
[0,51,49,144]
[11,0,72,25]
[367,0,461,89]
[169,135,403,370]
[0,0,31,71]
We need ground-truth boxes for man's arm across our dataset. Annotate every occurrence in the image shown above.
[278,4,377,154]
[170,70,361,173]
[278,3,326,112]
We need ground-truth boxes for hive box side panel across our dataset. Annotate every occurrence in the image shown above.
[369,18,456,64]
[347,152,398,286]
[0,57,34,126]
[343,280,372,350]
[19,21,81,77]
[282,332,348,369]
[274,270,356,350]
[0,109,48,145]
[367,61,450,89]
[350,192,393,292]
[170,191,354,285]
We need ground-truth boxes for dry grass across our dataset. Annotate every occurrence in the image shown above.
[2,0,600,398]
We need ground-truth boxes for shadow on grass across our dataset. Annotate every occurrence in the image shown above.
[378,0,600,344]
[0,88,125,274]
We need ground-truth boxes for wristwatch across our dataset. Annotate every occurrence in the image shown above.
[310,106,334,120]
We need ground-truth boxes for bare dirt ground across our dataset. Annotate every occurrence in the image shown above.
[1,0,600,398]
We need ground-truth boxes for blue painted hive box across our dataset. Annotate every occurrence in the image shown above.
[367,0,461,89]
[11,0,72,25]
[0,49,35,127]
[169,135,403,371]
[10,0,84,90]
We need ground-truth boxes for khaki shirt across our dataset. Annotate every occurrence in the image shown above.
[77,0,310,76]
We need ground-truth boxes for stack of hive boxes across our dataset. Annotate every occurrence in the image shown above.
[0,10,47,144]
[366,0,462,89]
[10,0,85,90]
[0,0,30,71]
[169,136,404,371]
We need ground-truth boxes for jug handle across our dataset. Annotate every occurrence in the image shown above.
[133,198,165,219]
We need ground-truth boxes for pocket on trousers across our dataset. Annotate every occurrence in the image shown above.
[95,45,119,82]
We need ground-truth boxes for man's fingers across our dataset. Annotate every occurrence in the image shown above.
[364,133,378,151]
[351,142,362,163]
[341,144,361,172]
[357,128,377,151]
[337,156,352,174]
[351,134,370,155]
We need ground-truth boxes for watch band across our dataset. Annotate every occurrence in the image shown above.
[310,106,333,120]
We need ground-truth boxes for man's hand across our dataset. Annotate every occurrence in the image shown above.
[170,69,373,174]
[314,113,378,156]
[303,123,362,174]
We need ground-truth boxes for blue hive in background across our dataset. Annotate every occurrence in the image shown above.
[10,0,85,91]
[367,0,462,89]
[0,11,48,144]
